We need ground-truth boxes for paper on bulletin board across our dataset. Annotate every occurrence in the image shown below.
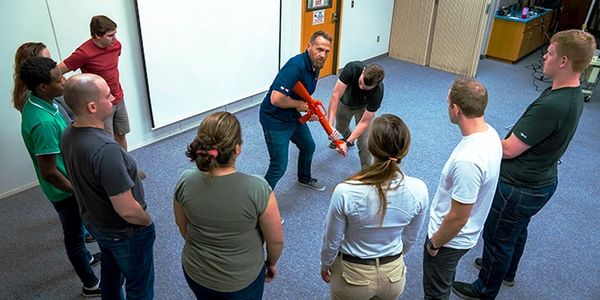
[313,10,325,25]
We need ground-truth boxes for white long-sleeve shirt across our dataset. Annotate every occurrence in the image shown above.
[320,174,429,271]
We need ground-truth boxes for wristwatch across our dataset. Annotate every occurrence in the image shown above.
[427,237,441,250]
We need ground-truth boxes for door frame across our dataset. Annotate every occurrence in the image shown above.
[300,0,342,76]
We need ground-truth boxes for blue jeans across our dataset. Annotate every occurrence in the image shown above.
[262,123,315,189]
[88,223,156,300]
[473,180,557,299]
[184,264,265,300]
[51,196,99,288]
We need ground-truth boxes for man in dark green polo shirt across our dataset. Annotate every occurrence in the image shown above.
[20,57,100,297]
[451,30,596,299]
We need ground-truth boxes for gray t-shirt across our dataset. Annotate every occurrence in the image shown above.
[61,126,146,238]
[174,169,271,292]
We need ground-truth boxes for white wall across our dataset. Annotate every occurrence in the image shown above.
[482,0,499,56]
[1,0,213,198]
[0,0,54,197]
[0,0,393,198]
[338,0,394,67]
[137,1,280,128]
[280,0,302,67]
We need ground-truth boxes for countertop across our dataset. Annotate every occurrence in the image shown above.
[495,7,552,23]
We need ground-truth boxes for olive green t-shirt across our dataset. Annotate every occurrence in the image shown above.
[501,87,583,188]
[174,169,271,292]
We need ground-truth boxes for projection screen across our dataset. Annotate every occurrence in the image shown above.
[135,1,280,128]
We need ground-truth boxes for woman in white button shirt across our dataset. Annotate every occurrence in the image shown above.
[320,114,429,300]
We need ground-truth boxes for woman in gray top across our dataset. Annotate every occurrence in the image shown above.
[173,111,283,299]
[320,114,429,300]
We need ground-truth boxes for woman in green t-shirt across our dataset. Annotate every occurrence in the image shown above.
[173,111,284,299]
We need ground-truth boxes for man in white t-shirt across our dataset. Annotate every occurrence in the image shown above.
[423,78,502,299]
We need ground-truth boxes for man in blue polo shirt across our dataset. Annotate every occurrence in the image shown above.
[20,56,101,297]
[259,31,332,191]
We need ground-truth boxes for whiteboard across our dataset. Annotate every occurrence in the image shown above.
[135,0,280,128]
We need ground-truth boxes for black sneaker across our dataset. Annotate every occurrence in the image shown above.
[451,281,482,300]
[89,252,101,268]
[474,258,515,287]
[297,178,325,191]
[82,285,101,298]
[84,234,96,244]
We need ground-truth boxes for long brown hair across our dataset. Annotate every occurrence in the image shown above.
[186,112,242,173]
[348,114,411,220]
[12,42,47,112]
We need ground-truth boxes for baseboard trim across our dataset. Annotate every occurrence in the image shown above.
[0,181,39,200]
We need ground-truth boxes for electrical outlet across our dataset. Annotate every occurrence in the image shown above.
[377,35,380,42]
[351,1,354,8]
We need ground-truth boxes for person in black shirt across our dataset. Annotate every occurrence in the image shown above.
[451,29,596,300]
[327,61,384,169]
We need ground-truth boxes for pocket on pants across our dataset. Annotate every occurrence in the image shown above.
[341,261,371,286]
[387,262,406,283]
[513,189,551,219]
[491,216,520,242]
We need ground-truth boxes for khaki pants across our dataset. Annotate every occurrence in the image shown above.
[330,254,407,300]
[335,102,372,169]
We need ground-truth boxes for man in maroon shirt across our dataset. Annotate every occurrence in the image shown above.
[59,15,145,179]
[58,16,129,149]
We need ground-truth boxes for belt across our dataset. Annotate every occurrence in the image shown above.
[339,252,402,266]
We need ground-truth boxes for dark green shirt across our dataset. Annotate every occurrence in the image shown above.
[501,87,583,188]
[21,95,71,202]
[339,61,384,111]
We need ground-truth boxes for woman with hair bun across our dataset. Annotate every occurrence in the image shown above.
[320,114,429,300]
[173,111,284,299]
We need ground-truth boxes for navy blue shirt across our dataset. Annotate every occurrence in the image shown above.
[259,51,319,130]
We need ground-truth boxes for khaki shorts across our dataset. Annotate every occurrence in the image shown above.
[104,99,130,137]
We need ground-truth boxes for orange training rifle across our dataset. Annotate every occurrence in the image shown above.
[292,81,346,156]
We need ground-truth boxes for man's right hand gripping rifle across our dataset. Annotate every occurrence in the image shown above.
[292,81,346,156]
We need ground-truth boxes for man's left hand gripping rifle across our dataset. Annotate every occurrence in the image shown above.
[293,81,346,156]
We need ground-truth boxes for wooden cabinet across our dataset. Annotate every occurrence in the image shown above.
[486,11,553,62]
